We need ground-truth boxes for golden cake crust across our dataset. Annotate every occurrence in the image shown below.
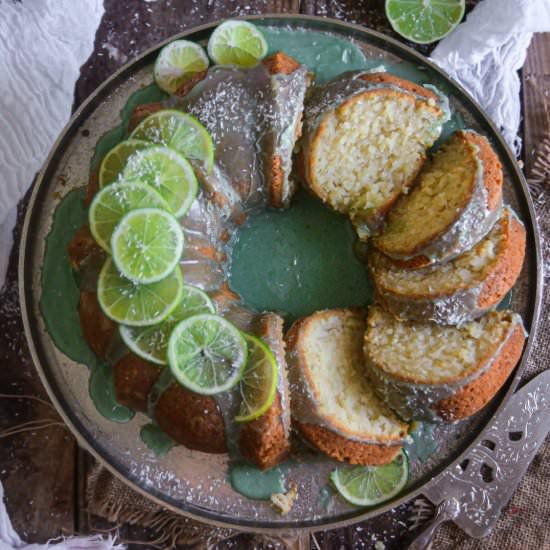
[239,312,291,470]
[155,383,227,454]
[239,393,290,469]
[296,422,402,466]
[433,324,525,421]
[113,353,162,412]
[477,215,525,309]
[79,290,117,361]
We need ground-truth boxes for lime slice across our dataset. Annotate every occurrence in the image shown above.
[111,208,184,284]
[330,450,409,507]
[89,181,170,253]
[121,145,198,218]
[207,20,268,68]
[119,284,215,365]
[97,258,184,326]
[385,0,465,44]
[99,139,151,188]
[235,334,278,423]
[154,40,210,95]
[130,110,214,175]
[168,313,247,395]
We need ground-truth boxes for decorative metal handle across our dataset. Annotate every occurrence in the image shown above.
[407,498,460,550]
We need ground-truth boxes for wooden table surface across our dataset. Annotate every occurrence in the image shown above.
[1,1,548,548]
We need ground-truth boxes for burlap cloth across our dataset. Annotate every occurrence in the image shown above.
[86,141,550,549]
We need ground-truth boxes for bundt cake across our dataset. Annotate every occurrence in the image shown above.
[373,130,503,267]
[68,51,307,470]
[286,308,408,466]
[57,21,528,507]
[298,71,449,237]
[364,305,526,422]
[369,208,526,325]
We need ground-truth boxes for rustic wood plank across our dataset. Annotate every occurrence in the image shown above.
[0,198,77,543]
[522,33,550,174]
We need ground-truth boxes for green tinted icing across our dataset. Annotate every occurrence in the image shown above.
[40,189,101,367]
[90,83,168,169]
[319,485,336,512]
[89,363,134,422]
[140,422,176,455]
[261,26,373,83]
[40,189,133,423]
[497,290,513,311]
[405,422,438,463]
[229,190,372,323]
[229,461,287,500]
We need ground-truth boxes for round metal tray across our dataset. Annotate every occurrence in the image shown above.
[19,15,542,534]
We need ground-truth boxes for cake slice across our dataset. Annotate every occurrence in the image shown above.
[370,208,526,325]
[364,306,526,422]
[373,130,503,267]
[286,308,408,465]
[299,72,448,236]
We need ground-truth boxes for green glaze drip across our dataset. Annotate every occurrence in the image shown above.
[405,422,438,463]
[90,83,168,169]
[229,189,372,323]
[89,363,134,422]
[40,189,100,367]
[319,486,336,512]
[40,189,133,422]
[497,290,513,311]
[229,461,287,500]
[261,26,377,83]
[140,422,176,455]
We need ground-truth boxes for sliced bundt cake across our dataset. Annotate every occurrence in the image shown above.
[287,308,408,466]
[364,306,526,422]
[373,130,503,267]
[299,72,448,236]
[369,208,526,325]
[125,52,309,212]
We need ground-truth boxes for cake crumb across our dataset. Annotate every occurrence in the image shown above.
[270,481,298,515]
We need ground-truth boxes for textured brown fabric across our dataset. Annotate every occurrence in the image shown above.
[86,462,236,549]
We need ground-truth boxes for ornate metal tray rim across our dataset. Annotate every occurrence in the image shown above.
[18,14,543,534]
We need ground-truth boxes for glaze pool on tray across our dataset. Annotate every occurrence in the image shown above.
[33,19,532,525]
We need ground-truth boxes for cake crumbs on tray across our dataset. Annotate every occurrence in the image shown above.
[270,481,298,515]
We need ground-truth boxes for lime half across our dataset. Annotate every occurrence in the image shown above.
[97,258,184,326]
[119,285,215,365]
[154,40,210,95]
[207,20,268,68]
[168,313,247,395]
[330,450,409,507]
[130,110,214,175]
[89,181,170,253]
[111,208,184,284]
[121,145,198,218]
[385,0,465,44]
[99,139,151,188]
[235,334,278,423]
